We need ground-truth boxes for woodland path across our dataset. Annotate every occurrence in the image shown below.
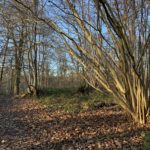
[0,96,150,150]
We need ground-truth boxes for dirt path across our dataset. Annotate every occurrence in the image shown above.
[0,96,150,150]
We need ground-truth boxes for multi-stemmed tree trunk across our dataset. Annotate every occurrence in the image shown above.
[13,0,150,124]
[47,0,150,124]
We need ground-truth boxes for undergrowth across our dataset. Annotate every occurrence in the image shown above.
[36,88,114,113]
[143,132,150,150]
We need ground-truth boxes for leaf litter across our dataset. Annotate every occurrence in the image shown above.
[0,97,150,150]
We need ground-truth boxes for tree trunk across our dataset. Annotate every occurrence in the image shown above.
[33,23,38,96]
[14,65,21,95]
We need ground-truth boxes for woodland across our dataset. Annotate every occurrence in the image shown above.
[0,0,150,149]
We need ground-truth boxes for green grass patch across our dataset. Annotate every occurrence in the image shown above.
[37,88,114,113]
[143,131,150,150]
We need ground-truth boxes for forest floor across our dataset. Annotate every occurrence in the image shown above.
[0,96,150,150]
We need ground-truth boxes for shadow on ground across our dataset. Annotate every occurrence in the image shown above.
[0,97,149,150]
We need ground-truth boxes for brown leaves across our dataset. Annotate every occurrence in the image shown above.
[0,98,150,149]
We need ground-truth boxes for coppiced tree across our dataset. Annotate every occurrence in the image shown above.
[13,0,150,124]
